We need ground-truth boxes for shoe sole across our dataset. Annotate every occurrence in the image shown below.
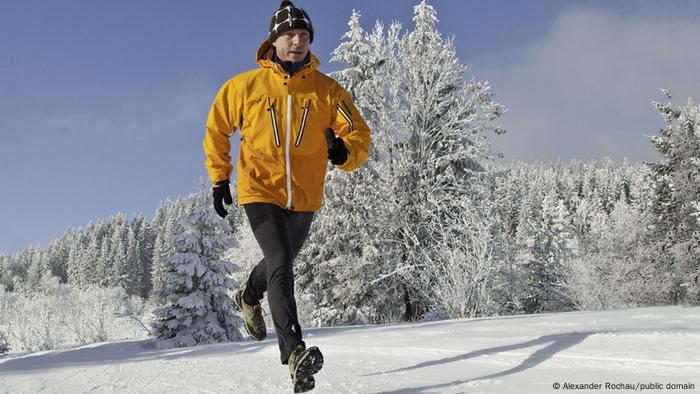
[292,347,324,393]
[233,291,266,341]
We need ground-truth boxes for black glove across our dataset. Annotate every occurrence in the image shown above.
[212,180,233,218]
[325,128,349,166]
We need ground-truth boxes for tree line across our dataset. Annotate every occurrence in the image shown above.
[1,1,698,332]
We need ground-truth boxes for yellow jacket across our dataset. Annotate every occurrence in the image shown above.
[203,40,371,212]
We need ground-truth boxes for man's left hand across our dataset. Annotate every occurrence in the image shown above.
[326,132,348,166]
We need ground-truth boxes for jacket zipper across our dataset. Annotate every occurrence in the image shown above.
[295,100,310,147]
[285,94,292,209]
[342,100,353,116]
[337,104,354,132]
[268,98,281,147]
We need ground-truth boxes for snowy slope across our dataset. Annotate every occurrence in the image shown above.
[1,305,699,394]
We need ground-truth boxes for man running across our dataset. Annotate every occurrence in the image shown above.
[203,1,371,392]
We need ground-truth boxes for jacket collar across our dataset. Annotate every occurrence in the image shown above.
[256,39,320,78]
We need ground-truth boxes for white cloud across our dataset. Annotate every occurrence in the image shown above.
[476,7,700,163]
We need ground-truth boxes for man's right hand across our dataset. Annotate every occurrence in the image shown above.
[213,180,233,218]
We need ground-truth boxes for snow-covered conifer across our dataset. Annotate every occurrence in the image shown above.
[96,237,111,287]
[110,233,127,290]
[80,233,99,286]
[647,96,700,303]
[46,237,69,283]
[24,248,45,291]
[150,200,178,303]
[151,190,242,347]
[66,232,85,287]
[136,218,154,298]
[298,1,505,324]
[124,228,143,296]
[384,1,503,319]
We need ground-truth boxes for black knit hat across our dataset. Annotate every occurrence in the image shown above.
[269,0,314,44]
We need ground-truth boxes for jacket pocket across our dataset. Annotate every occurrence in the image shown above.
[295,100,311,147]
[336,102,353,132]
[267,98,281,147]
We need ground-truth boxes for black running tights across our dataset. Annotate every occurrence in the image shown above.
[242,202,314,364]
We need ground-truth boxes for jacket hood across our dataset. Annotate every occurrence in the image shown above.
[256,39,320,75]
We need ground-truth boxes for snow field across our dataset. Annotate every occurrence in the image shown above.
[2,305,699,393]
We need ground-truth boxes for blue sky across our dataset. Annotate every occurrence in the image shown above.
[2,0,700,254]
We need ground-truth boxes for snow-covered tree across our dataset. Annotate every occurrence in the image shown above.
[529,190,577,312]
[294,11,404,326]
[136,218,154,298]
[151,189,242,347]
[385,1,504,319]
[568,199,655,309]
[646,95,700,303]
[297,1,505,324]
[296,165,401,326]
[419,195,499,319]
[110,231,128,290]
[0,329,9,356]
[81,232,99,286]
[96,237,111,287]
[123,228,142,296]
[0,256,7,290]
[24,248,45,291]
[46,238,69,283]
[150,199,178,303]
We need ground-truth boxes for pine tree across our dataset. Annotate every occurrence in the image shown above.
[150,200,178,303]
[66,233,85,288]
[514,186,541,312]
[151,190,242,347]
[111,232,127,289]
[647,95,700,303]
[330,10,373,103]
[96,237,111,287]
[539,191,577,310]
[24,248,44,291]
[295,12,404,325]
[487,163,528,314]
[124,228,143,296]
[297,1,505,324]
[137,218,154,298]
[390,0,504,319]
[78,232,98,286]
[46,237,69,283]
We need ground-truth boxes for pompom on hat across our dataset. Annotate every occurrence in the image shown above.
[268,0,314,43]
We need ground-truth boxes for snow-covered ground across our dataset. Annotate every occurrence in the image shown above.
[1,305,699,394]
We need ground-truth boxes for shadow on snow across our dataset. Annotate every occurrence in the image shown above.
[367,331,597,394]
[0,338,268,374]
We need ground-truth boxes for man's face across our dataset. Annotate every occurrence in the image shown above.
[272,28,310,63]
